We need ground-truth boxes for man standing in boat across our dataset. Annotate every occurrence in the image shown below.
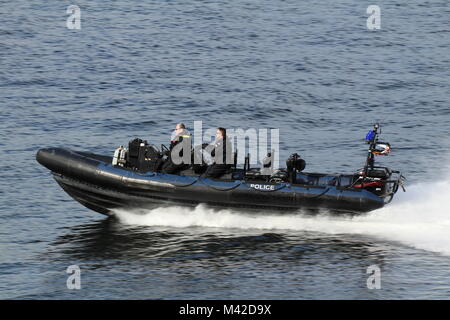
[162,122,192,174]
[205,127,233,178]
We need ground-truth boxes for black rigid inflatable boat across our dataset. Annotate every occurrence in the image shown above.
[36,124,405,216]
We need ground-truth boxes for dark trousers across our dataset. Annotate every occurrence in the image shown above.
[161,159,187,174]
[205,164,230,178]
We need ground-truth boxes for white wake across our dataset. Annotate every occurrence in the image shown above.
[113,178,450,256]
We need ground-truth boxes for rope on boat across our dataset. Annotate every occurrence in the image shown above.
[303,187,331,199]
[172,174,243,191]
[171,177,200,187]
[198,178,243,191]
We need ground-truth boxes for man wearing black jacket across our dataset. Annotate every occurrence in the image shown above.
[205,127,232,178]
[162,123,191,174]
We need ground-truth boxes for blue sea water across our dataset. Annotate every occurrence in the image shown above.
[1,0,450,299]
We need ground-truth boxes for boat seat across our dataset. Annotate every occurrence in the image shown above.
[295,173,317,185]
[317,176,338,186]
[338,175,355,187]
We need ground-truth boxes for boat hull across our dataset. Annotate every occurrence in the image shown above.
[36,148,385,216]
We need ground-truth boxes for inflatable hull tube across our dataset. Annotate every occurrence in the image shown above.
[36,148,385,216]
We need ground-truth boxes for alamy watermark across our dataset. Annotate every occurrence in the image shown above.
[366,265,381,289]
[169,121,280,173]
[67,5,81,30]
[367,5,381,30]
[66,5,380,31]
[66,5,381,31]
[66,265,81,289]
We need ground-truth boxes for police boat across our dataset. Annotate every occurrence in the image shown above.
[36,124,405,216]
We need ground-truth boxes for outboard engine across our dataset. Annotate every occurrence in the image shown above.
[354,167,392,197]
